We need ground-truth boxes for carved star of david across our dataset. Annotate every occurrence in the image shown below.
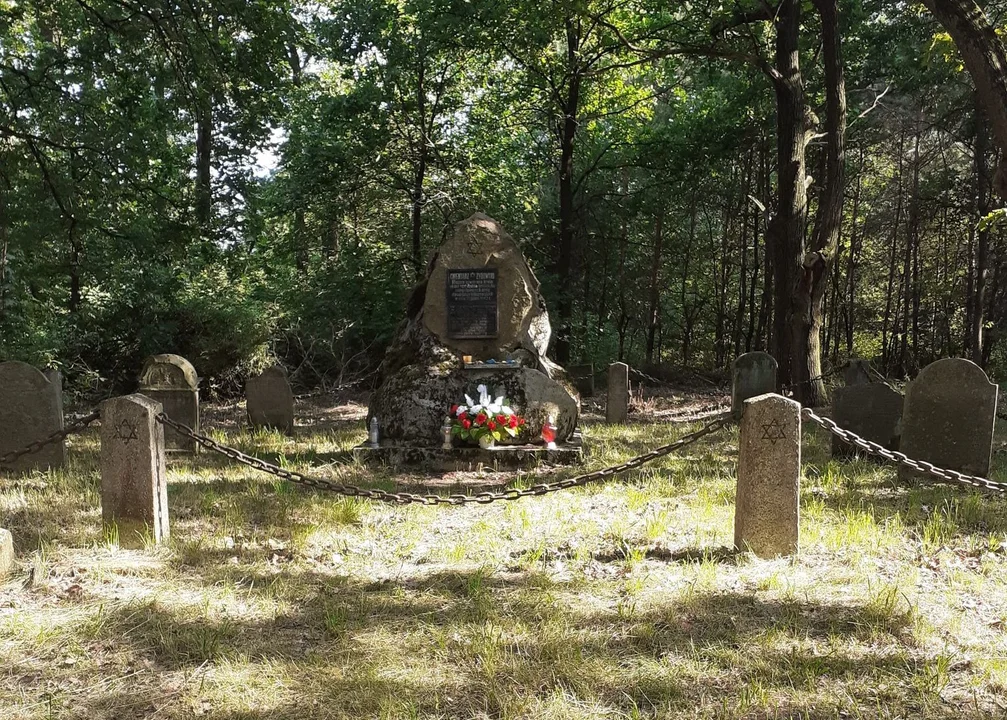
[466,236,483,255]
[113,418,139,445]
[760,418,787,445]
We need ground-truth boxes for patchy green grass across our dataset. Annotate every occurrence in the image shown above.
[3,394,1007,718]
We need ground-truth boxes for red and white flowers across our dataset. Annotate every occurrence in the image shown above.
[451,384,526,445]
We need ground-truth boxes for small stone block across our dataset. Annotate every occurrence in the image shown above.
[100,394,169,547]
[246,365,295,433]
[831,383,903,458]
[735,393,800,557]
[732,352,778,417]
[606,362,629,424]
[844,359,872,386]
[139,354,199,453]
[0,528,13,578]
[567,364,595,397]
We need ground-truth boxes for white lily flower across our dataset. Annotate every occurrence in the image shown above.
[501,405,513,415]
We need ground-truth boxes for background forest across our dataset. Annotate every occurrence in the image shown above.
[1,0,1002,398]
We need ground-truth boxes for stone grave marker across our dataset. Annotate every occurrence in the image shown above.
[735,393,801,557]
[0,528,12,578]
[246,365,295,433]
[100,394,169,547]
[899,358,998,481]
[139,354,199,452]
[831,382,903,458]
[844,359,872,386]
[731,352,778,416]
[606,362,629,424]
[0,361,65,473]
[567,364,595,397]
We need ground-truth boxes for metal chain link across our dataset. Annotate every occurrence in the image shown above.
[156,411,732,505]
[801,407,1007,495]
[0,409,101,468]
[784,364,845,391]
[629,367,671,387]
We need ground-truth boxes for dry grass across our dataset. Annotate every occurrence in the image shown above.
[3,392,1007,718]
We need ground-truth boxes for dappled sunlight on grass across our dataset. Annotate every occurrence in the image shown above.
[2,396,1007,717]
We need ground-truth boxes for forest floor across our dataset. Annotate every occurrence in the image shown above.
[4,386,1007,718]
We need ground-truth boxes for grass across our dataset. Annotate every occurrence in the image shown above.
[3,393,1007,718]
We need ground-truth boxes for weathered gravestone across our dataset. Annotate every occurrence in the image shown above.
[367,213,580,453]
[567,364,595,397]
[732,352,778,417]
[606,362,630,424]
[735,393,801,557]
[0,361,65,474]
[844,359,872,386]
[899,358,998,482]
[139,354,199,452]
[246,365,294,433]
[831,383,903,458]
[0,528,12,578]
[100,394,169,546]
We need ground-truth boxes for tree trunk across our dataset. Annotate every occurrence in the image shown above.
[195,98,212,237]
[921,0,1007,200]
[645,210,664,364]
[971,95,991,364]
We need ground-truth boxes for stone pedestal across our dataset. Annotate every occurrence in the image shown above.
[732,352,777,417]
[139,354,199,452]
[247,365,295,433]
[606,362,629,424]
[0,361,65,474]
[0,529,12,578]
[100,394,169,547]
[735,393,800,557]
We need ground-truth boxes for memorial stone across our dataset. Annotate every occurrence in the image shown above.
[899,358,998,481]
[246,365,295,433]
[368,213,580,449]
[0,528,12,578]
[100,394,169,546]
[567,364,595,397]
[831,383,903,457]
[735,393,801,557]
[731,352,778,416]
[139,354,199,452]
[606,362,630,424]
[844,359,872,386]
[0,361,65,473]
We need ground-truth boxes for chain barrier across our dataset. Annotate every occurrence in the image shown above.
[783,365,844,392]
[629,367,671,387]
[867,365,903,393]
[801,407,1007,495]
[658,400,731,423]
[156,411,732,506]
[0,409,101,468]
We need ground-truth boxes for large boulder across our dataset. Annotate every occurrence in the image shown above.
[368,213,579,446]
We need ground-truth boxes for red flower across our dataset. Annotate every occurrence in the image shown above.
[459,412,469,422]
[451,404,459,416]
[488,421,498,431]
[518,417,526,426]
[497,414,507,425]
[462,419,472,430]
[508,416,518,429]
[475,412,487,425]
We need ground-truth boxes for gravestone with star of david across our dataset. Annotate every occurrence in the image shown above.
[735,393,800,557]
[0,361,66,474]
[100,394,169,546]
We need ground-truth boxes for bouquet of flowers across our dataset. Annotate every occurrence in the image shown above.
[451,384,526,447]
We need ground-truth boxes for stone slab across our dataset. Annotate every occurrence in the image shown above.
[567,364,595,397]
[831,383,903,458]
[0,529,12,578]
[732,352,777,417]
[899,358,997,481]
[606,362,629,424]
[844,359,872,386]
[247,365,295,433]
[0,361,65,474]
[353,434,584,472]
[735,393,800,557]
[139,354,199,452]
[100,394,169,547]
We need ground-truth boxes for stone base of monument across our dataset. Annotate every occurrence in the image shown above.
[353,433,584,473]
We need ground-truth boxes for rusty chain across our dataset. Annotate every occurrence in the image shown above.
[0,409,101,468]
[801,407,1007,495]
[156,411,732,505]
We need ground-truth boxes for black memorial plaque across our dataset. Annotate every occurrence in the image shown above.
[446,269,498,339]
